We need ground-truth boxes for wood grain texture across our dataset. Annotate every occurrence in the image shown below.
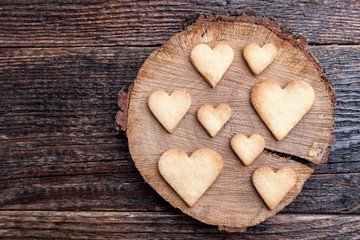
[125,19,337,227]
[0,45,358,215]
[0,171,358,214]
[0,45,358,179]
[128,20,335,165]
[0,0,359,47]
[0,1,358,237]
[0,47,152,180]
[308,45,360,174]
[0,211,359,239]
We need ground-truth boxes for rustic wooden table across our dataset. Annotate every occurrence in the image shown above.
[0,1,359,239]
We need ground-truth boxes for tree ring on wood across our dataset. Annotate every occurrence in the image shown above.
[123,16,334,229]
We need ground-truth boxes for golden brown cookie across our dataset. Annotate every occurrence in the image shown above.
[231,134,265,166]
[148,90,191,133]
[191,43,234,88]
[252,166,297,210]
[251,80,315,141]
[158,148,223,207]
[197,103,231,137]
[243,43,277,75]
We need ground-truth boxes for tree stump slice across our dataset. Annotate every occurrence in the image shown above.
[125,17,335,229]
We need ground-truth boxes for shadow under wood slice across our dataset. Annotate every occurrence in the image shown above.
[218,226,247,232]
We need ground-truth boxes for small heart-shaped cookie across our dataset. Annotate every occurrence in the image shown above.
[251,80,315,141]
[148,90,191,133]
[231,134,265,166]
[197,104,231,137]
[158,148,223,207]
[243,43,277,75]
[190,43,234,88]
[252,166,297,210]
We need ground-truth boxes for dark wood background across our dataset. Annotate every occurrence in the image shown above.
[0,1,359,239]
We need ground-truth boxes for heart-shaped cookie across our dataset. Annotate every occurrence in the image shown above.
[243,43,277,75]
[197,104,231,137]
[251,80,315,141]
[252,166,297,210]
[231,134,265,166]
[148,90,191,133]
[190,43,234,88]
[158,148,223,207]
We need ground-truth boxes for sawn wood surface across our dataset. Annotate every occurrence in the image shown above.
[126,18,332,228]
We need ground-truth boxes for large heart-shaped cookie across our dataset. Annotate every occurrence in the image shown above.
[158,148,223,207]
[231,134,265,166]
[148,90,191,133]
[243,43,277,75]
[190,43,234,88]
[252,166,297,210]
[197,103,231,137]
[251,80,315,141]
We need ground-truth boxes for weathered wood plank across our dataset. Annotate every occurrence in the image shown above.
[309,45,360,174]
[0,172,358,214]
[0,172,170,212]
[0,47,153,180]
[0,46,358,215]
[0,211,358,239]
[285,173,360,214]
[0,45,358,181]
[0,0,359,47]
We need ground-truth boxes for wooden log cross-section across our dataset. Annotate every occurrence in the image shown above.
[115,17,336,229]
